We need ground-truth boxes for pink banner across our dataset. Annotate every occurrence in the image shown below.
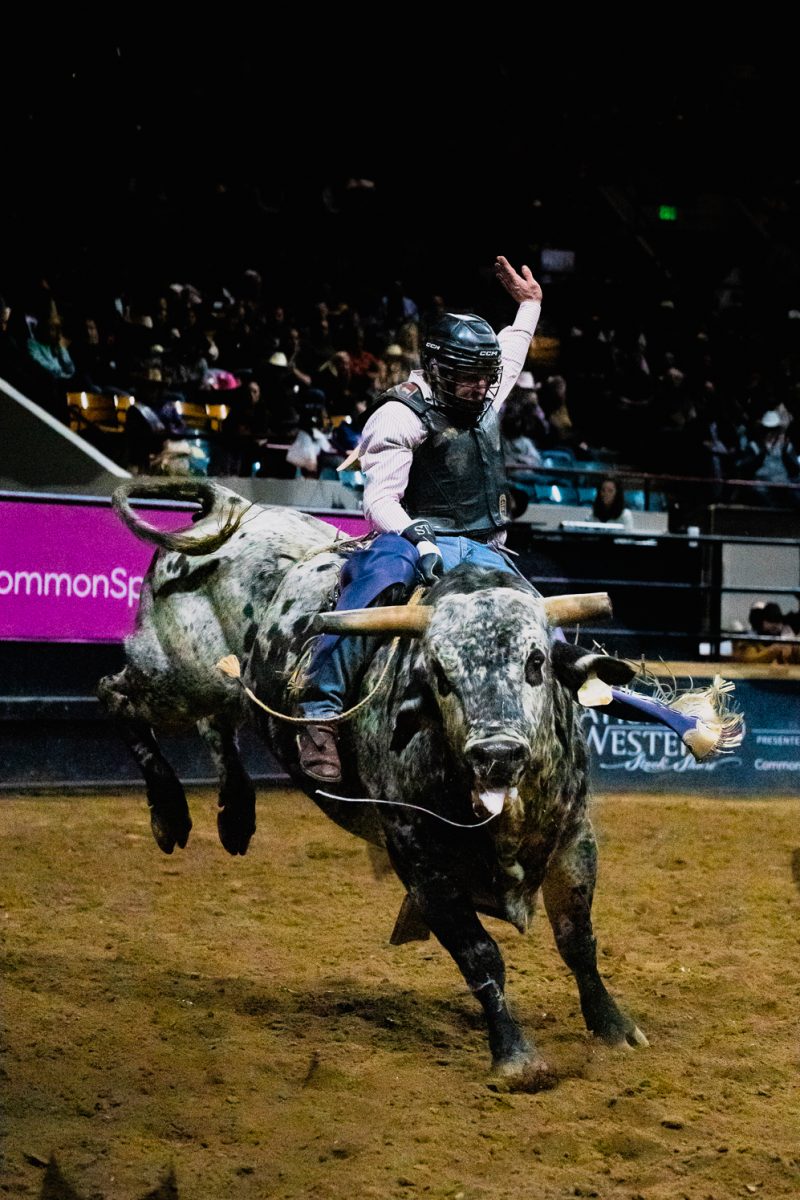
[0,500,369,643]
[321,513,370,539]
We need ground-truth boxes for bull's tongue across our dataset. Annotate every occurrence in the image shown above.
[475,785,518,816]
[478,789,506,815]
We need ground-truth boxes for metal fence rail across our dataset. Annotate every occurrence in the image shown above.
[506,524,799,661]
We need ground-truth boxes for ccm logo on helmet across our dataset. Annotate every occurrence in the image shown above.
[478,350,497,356]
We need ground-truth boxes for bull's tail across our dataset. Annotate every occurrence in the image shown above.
[112,479,250,555]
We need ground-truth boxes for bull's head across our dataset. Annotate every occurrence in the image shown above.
[314,571,634,817]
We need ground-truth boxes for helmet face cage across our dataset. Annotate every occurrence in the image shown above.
[425,355,503,419]
[421,314,503,420]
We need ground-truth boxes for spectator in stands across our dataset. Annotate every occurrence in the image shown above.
[257,351,300,430]
[296,304,335,378]
[285,400,343,478]
[379,279,419,339]
[512,370,550,444]
[343,324,382,398]
[587,475,634,529]
[261,301,289,358]
[500,390,543,470]
[749,600,795,639]
[732,600,800,663]
[64,314,123,396]
[279,326,313,390]
[682,399,739,503]
[218,379,262,476]
[736,409,800,507]
[215,301,259,371]
[115,299,161,375]
[314,349,356,415]
[180,305,222,369]
[24,311,77,414]
[396,317,421,371]
[0,301,36,395]
[539,373,576,447]
[648,364,697,473]
[375,343,408,393]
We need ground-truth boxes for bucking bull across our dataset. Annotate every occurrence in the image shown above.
[100,478,658,1086]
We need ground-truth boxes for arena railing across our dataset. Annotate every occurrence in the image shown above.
[503,522,800,662]
[507,462,800,515]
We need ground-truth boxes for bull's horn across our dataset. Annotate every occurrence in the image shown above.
[312,606,432,636]
[542,592,612,625]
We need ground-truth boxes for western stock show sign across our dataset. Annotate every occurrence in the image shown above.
[1,497,796,794]
[579,686,798,794]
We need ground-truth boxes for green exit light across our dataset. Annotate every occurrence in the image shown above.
[659,205,678,221]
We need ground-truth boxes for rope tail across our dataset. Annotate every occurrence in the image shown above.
[217,643,402,725]
[667,674,745,759]
[599,669,745,761]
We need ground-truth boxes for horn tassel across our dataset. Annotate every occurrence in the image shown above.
[605,673,744,762]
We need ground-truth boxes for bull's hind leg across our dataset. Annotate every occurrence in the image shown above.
[542,820,648,1048]
[98,671,191,854]
[197,717,256,856]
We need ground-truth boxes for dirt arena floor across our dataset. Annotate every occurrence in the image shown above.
[2,786,800,1200]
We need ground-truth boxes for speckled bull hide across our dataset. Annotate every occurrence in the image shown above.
[100,479,648,1086]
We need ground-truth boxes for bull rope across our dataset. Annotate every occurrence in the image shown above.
[221,501,376,563]
[217,639,403,725]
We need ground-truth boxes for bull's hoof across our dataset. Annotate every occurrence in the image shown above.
[217,779,256,856]
[581,982,649,1049]
[217,802,256,856]
[490,1053,558,1094]
[596,1020,649,1049]
[149,805,192,854]
[147,781,192,854]
[589,1003,649,1049]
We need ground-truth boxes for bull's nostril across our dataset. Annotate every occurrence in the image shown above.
[469,737,527,765]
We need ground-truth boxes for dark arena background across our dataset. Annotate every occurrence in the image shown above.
[1,44,799,1199]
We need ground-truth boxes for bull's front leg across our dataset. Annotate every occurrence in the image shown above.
[542,819,648,1048]
[388,842,552,1089]
[197,716,256,856]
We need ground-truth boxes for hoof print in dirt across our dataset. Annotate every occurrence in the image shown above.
[489,1057,559,1094]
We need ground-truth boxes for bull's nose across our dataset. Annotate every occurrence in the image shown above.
[467,736,528,769]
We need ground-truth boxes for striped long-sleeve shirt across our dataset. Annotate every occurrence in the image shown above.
[359,300,541,540]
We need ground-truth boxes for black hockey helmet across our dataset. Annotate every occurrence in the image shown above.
[420,312,502,420]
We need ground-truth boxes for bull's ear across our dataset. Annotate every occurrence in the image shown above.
[390,681,441,754]
[551,640,636,693]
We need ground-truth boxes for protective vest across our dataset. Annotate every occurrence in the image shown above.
[379,383,511,538]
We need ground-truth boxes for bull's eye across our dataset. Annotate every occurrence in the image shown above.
[525,647,545,687]
[434,660,452,697]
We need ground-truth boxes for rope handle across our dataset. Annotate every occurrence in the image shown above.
[216,585,427,725]
[217,640,401,724]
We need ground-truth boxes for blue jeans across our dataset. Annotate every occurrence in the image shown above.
[437,535,516,574]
